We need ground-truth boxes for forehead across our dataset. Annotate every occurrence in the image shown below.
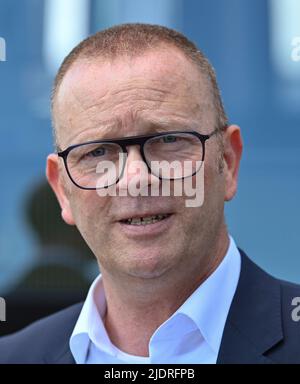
[54,47,214,147]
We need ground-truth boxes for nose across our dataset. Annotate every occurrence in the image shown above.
[116,145,160,193]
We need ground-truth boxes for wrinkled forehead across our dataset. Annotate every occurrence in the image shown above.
[53,48,215,147]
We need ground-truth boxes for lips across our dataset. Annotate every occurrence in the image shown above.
[117,212,174,238]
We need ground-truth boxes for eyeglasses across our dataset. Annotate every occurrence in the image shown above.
[57,129,220,190]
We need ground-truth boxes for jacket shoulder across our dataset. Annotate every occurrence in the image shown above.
[0,302,83,364]
[219,250,300,364]
[267,278,300,363]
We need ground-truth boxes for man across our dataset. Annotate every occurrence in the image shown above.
[0,23,299,364]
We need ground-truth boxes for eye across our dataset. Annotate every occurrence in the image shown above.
[162,135,177,143]
[87,146,106,158]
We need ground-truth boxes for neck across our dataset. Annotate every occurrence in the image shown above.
[101,229,230,357]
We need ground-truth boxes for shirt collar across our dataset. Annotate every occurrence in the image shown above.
[70,235,241,362]
[70,275,114,363]
[174,235,241,352]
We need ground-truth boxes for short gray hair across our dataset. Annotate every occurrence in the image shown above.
[51,23,228,148]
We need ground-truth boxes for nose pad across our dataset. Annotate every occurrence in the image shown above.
[116,146,160,194]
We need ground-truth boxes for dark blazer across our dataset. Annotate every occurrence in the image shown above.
[0,250,299,364]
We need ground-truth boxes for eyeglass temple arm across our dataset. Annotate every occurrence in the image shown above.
[207,124,228,138]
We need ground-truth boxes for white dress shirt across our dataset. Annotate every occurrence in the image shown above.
[70,235,241,364]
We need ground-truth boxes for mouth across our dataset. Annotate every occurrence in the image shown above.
[117,212,174,238]
[119,214,171,226]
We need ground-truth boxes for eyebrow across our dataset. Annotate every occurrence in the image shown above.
[67,116,199,147]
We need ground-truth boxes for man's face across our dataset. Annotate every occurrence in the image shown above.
[48,47,239,282]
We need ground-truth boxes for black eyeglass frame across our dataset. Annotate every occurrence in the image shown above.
[57,128,222,190]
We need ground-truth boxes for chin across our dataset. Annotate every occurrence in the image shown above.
[126,267,169,280]
[123,252,172,279]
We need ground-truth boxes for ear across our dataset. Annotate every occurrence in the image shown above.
[223,125,243,201]
[46,154,75,225]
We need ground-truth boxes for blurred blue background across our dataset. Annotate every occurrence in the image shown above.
[0,0,299,303]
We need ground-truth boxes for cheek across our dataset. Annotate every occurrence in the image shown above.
[203,147,226,194]
[69,189,111,232]
[69,192,116,260]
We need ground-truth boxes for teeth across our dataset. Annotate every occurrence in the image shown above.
[124,214,168,225]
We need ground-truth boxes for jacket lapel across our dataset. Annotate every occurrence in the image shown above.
[217,250,283,364]
[53,346,76,364]
[43,303,83,364]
